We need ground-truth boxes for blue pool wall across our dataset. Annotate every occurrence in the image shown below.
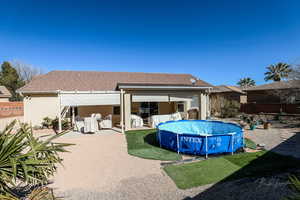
[156,120,244,155]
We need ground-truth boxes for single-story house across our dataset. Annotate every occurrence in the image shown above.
[244,80,300,104]
[211,85,247,103]
[0,86,12,102]
[17,70,213,133]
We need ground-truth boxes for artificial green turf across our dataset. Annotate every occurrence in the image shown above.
[125,129,182,161]
[164,151,300,189]
[244,138,257,149]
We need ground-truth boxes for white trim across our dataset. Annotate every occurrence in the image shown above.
[60,90,120,94]
[118,85,212,90]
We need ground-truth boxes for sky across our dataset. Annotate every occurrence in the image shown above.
[1,0,300,85]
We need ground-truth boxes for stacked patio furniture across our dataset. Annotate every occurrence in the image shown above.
[131,114,144,128]
[149,112,182,128]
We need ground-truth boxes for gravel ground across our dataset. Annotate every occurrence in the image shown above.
[50,125,299,200]
[245,125,300,159]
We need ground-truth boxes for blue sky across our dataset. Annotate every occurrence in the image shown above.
[1,0,300,85]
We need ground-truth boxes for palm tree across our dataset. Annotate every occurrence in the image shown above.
[237,77,256,89]
[264,62,292,82]
[0,121,72,199]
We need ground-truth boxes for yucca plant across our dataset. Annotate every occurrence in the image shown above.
[285,175,300,200]
[0,120,72,199]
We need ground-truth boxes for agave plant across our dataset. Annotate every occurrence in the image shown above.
[264,62,292,82]
[0,120,72,199]
[285,175,300,200]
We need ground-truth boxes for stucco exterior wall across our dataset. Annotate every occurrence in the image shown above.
[159,102,175,114]
[24,94,59,126]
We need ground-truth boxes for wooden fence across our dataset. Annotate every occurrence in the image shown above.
[0,102,24,118]
[241,103,300,114]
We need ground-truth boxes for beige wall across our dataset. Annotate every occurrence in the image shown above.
[0,98,10,102]
[24,94,59,126]
[159,102,175,114]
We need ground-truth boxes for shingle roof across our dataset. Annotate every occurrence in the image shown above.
[0,86,12,98]
[244,80,300,91]
[212,85,244,94]
[18,70,212,93]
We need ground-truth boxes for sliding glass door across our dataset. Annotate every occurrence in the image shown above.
[139,102,159,120]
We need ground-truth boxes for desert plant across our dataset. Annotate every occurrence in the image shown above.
[42,117,53,129]
[264,62,292,82]
[220,99,240,118]
[26,186,61,200]
[240,114,259,130]
[210,95,240,118]
[51,117,70,132]
[285,175,300,200]
[0,120,72,199]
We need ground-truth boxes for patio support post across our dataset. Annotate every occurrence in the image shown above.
[120,89,125,134]
[58,91,62,133]
[199,92,207,120]
[72,106,75,127]
[206,90,211,118]
[124,93,132,131]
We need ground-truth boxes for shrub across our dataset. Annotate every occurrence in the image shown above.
[285,175,300,200]
[51,117,70,132]
[0,120,72,199]
[42,117,53,129]
[220,99,240,118]
[41,117,70,132]
[211,95,240,118]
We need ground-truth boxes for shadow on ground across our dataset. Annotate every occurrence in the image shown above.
[144,132,160,147]
[183,132,300,200]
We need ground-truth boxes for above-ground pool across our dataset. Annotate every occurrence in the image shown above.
[157,120,244,156]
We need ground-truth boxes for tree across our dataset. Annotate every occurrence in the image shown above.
[0,121,72,199]
[289,64,300,80]
[264,62,292,82]
[237,77,256,89]
[0,61,25,101]
[11,60,44,83]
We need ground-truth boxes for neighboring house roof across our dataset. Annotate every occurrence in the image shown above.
[212,85,245,94]
[0,86,12,98]
[244,80,300,91]
[18,70,212,93]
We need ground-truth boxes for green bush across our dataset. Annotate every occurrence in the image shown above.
[51,117,70,132]
[42,117,52,128]
[41,117,70,132]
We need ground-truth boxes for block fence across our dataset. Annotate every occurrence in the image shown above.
[0,102,24,118]
[241,103,300,114]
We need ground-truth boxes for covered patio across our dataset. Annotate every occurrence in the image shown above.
[57,84,211,133]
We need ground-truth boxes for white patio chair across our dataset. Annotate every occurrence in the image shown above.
[131,114,144,128]
[99,114,112,129]
[75,116,84,133]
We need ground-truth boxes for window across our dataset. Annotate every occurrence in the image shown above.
[177,102,185,112]
[113,106,120,115]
